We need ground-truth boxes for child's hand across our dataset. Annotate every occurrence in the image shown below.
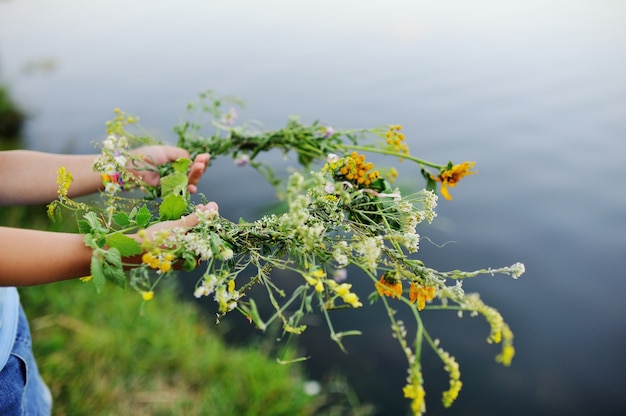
[129,145,210,193]
[141,202,219,240]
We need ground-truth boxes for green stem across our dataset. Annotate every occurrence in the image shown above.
[410,300,425,361]
[343,144,444,170]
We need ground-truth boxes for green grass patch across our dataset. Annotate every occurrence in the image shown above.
[20,281,322,416]
[0,84,26,139]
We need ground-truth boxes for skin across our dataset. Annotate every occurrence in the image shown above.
[0,147,217,286]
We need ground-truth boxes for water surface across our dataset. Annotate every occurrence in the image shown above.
[1,1,625,414]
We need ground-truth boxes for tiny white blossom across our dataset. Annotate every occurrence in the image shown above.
[234,154,250,167]
[402,232,420,252]
[332,241,350,267]
[510,262,525,279]
[220,107,238,125]
[103,163,117,175]
[114,155,127,167]
[219,247,234,261]
[117,135,129,148]
[182,233,213,261]
[355,236,382,271]
[105,182,120,194]
[103,136,116,150]
[333,268,348,282]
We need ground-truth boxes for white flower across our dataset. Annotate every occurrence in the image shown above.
[234,154,250,167]
[117,135,129,148]
[105,182,120,194]
[510,262,525,279]
[103,163,117,175]
[298,223,325,250]
[355,236,382,271]
[219,247,234,261]
[220,107,238,126]
[194,285,212,298]
[104,136,116,150]
[214,282,241,312]
[287,172,305,194]
[327,153,339,163]
[194,274,219,298]
[402,232,420,253]
[182,233,213,261]
[332,241,350,267]
[114,155,127,167]
[333,268,348,282]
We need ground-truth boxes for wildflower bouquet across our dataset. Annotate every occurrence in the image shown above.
[49,91,524,415]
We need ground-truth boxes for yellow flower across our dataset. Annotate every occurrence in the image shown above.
[403,377,426,415]
[376,274,402,299]
[432,161,476,200]
[159,261,172,273]
[495,324,515,366]
[385,125,409,157]
[55,166,73,198]
[409,283,436,311]
[342,292,362,308]
[142,252,160,269]
[334,152,380,187]
[439,349,462,408]
[142,291,154,301]
[330,282,363,308]
[304,269,326,292]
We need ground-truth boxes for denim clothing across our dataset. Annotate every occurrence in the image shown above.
[0,301,52,415]
[0,287,19,370]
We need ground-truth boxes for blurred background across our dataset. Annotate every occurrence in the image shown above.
[1,0,625,414]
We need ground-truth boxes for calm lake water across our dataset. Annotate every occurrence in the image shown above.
[2,0,626,414]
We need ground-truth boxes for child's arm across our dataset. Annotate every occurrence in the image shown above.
[0,148,210,206]
[0,150,102,205]
[0,203,218,286]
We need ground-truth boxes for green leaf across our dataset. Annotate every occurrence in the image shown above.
[91,254,105,293]
[83,233,96,249]
[84,233,106,249]
[181,252,198,272]
[172,157,192,174]
[160,171,188,198]
[79,212,100,234]
[104,263,127,289]
[209,233,224,253]
[106,233,142,257]
[112,212,130,228]
[367,291,381,305]
[421,168,438,193]
[159,193,187,220]
[103,248,126,289]
[103,247,122,266]
[78,220,92,235]
[136,205,152,228]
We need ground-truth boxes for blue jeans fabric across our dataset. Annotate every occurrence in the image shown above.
[0,305,52,415]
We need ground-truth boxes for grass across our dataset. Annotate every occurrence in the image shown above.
[19,280,322,416]
[0,84,26,139]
